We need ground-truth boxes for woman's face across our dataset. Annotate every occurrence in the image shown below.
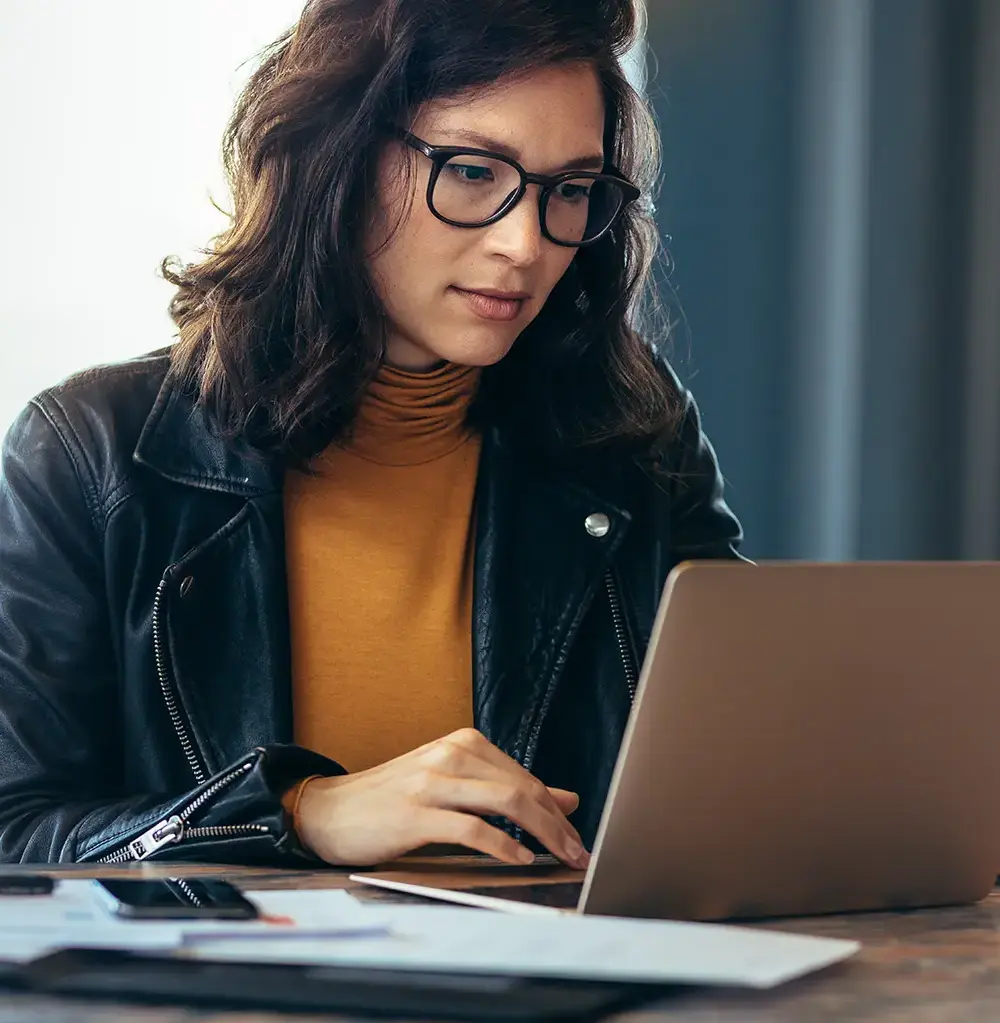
[367,62,607,371]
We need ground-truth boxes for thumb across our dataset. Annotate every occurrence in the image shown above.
[546,787,580,814]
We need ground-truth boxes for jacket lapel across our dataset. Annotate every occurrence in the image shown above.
[134,376,293,772]
[473,427,631,762]
[137,377,634,771]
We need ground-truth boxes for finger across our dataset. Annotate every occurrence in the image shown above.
[434,732,586,853]
[418,807,535,865]
[421,774,588,868]
[441,759,585,861]
[547,787,580,814]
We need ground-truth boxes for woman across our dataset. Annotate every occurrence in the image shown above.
[0,0,742,868]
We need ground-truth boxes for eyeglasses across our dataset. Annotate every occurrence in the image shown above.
[394,129,641,248]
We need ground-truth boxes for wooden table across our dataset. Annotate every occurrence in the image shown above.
[4,859,1000,1021]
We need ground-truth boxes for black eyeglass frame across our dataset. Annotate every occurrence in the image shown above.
[393,128,641,248]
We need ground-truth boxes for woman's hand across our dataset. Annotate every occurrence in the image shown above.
[294,728,589,869]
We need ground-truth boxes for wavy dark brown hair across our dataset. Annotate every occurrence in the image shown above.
[165,0,678,467]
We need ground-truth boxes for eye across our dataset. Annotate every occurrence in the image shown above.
[443,162,496,185]
[554,181,593,203]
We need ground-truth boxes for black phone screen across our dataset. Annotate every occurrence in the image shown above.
[0,874,55,896]
[95,878,259,920]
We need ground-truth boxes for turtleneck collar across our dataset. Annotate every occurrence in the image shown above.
[324,361,482,468]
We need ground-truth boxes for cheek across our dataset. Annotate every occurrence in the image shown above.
[371,202,466,303]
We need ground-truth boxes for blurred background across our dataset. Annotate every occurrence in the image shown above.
[1,1,998,561]
[651,0,1000,561]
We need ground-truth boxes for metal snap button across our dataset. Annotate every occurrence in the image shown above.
[179,576,195,598]
[585,513,611,538]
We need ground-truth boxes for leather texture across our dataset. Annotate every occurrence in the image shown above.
[0,350,743,864]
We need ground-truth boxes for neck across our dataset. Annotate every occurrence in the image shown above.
[313,360,482,467]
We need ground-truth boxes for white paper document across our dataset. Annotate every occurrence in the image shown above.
[180,888,388,944]
[0,926,184,965]
[0,882,859,988]
[0,881,386,963]
[190,889,859,989]
[0,880,187,961]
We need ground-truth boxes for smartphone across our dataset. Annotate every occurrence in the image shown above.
[92,878,259,920]
[0,874,54,896]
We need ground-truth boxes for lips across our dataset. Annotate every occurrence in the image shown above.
[452,287,530,323]
[462,288,532,301]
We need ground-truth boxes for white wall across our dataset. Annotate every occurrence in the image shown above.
[0,1,647,434]
[0,1,304,433]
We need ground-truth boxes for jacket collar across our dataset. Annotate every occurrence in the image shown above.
[134,370,635,512]
[134,373,283,496]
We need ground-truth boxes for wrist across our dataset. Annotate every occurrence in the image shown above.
[282,775,325,850]
[293,774,355,863]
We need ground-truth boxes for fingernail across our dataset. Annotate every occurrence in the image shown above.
[517,846,535,865]
[566,840,584,862]
[577,849,592,869]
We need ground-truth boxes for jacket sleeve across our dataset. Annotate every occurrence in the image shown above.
[0,401,341,865]
[665,386,749,564]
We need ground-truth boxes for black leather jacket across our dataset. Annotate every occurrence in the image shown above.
[0,350,743,865]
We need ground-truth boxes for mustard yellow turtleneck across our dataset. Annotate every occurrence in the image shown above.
[283,361,482,775]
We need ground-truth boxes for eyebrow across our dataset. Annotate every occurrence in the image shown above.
[441,128,606,173]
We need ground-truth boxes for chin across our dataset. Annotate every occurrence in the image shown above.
[429,327,521,368]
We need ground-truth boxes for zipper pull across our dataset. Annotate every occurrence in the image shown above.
[126,815,185,861]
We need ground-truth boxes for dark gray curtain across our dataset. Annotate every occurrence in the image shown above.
[646,0,1000,561]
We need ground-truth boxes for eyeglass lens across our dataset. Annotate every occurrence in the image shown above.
[433,154,626,244]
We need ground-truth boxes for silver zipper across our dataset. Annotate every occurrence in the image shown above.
[520,568,639,777]
[605,569,639,703]
[97,761,269,864]
[515,568,638,807]
[507,569,633,844]
[172,878,203,908]
[153,577,207,786]
[519,653,568,778]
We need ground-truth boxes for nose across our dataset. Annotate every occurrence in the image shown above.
[484,186,544,266]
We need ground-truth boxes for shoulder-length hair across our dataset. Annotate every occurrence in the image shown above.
[165,0,678,467]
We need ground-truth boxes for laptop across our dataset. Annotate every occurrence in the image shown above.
[353,562,1000,920]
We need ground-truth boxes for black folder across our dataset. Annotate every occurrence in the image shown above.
[15,948,673,1020]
